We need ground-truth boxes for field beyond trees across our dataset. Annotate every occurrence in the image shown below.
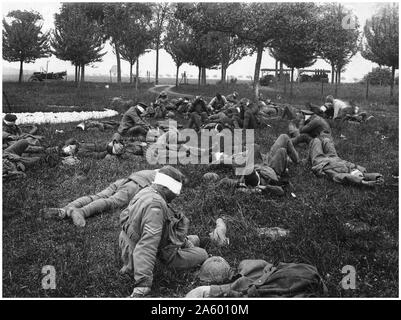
[2,81,398,297]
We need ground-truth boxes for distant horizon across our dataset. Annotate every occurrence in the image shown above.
[2,1,399,83]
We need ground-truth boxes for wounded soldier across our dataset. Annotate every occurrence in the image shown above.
[289,110,332,146]
[119,166,208,297]
[3,139,45,180]
[41,168,160,227]
[218,134,300,195]
[309,136,384,186]
[114,103,152,141]
[3,113,43,149]
[60,138,125,159]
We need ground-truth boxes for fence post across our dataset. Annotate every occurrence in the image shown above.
[321,79,324,98]
[365,76,369,100]
[283,74,287,95]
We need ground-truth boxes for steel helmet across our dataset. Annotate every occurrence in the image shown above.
[203,172,220,182]
[198,256,232,284]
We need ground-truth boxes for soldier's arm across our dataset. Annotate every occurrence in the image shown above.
[133,206,165,288]
[299,119,319,134]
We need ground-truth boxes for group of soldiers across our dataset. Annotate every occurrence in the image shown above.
[3,88,383,298]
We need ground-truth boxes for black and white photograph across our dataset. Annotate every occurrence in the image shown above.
[1,0,399,303]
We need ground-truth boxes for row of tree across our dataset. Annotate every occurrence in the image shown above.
[2,3,399,97]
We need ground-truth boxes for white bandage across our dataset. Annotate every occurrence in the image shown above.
[4,120,15,125]
[320,106,327,112]
[351,169,363,178]
[154,172,182,195]
[136,105,145,113]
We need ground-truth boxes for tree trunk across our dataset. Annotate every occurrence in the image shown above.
[175,64,180,87]
[253,44,264,100]
[81,64,85,83]
[221,64,227,84]
[115,44,121,83]
[279,61,283,81]
[155,41,160,85]
[74,65,77,83]
[135,57,139,91]
[198,67,201,87]
[275,60,278,78]
[202,67,207,85]
[19,60,23,83]
[337,69,341,84]
[77,66,81,87]
[130,62,133,84]
[290,67,294,98]
[334,68,338,97]
[390,65,395,97]
[331,63,335,84]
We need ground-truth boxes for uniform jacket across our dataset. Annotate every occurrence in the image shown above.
[209,259,328,297]
[300,115,331,138]
[332,99,349,119]
[311,155,375,185]
[188,99,208,115]
[208,96,228,111]
[119,186,189,287]
[2,121,22,149]
[117,107,150,135]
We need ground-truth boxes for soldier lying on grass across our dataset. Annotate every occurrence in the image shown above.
[40,167,162,227]
[217,134,300,196]
[59,138,125,160]
[3,113,43,149]
[288,109,332,146]
[3,139,59,180]
[118,166,208,298]
[309,136,384,186]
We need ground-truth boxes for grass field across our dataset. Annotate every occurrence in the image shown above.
[2,81,398,298]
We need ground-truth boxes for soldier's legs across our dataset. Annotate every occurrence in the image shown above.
[291,132,312,146]
[282,106,297,120]
[309,138,325,164]
[267,148,287,176]
[269,134,299,164]
[321,137,337,157]
[166,246,208,270]
[64,179,127,214]
[4,139,30,156]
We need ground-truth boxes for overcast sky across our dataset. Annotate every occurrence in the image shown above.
[1,1,396,82]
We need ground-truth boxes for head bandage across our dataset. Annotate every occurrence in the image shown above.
[136,105,145,113]
[154,172,182,195]
[63,145,76,156]
[320,106,327,112]
[4,120,15,125]
[351,169,363,178]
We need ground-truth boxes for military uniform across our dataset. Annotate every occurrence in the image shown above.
[117,106,150,137]
[64,170,156,219]
[119,186,208,288]
[309,137,382,185]
[289,114,331,146]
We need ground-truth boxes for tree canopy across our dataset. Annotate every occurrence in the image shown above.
[2,10,50,82]
[361,3,398,96]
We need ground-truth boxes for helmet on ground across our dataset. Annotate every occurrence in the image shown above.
[199,256,232,284]
[203,172,220,182]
